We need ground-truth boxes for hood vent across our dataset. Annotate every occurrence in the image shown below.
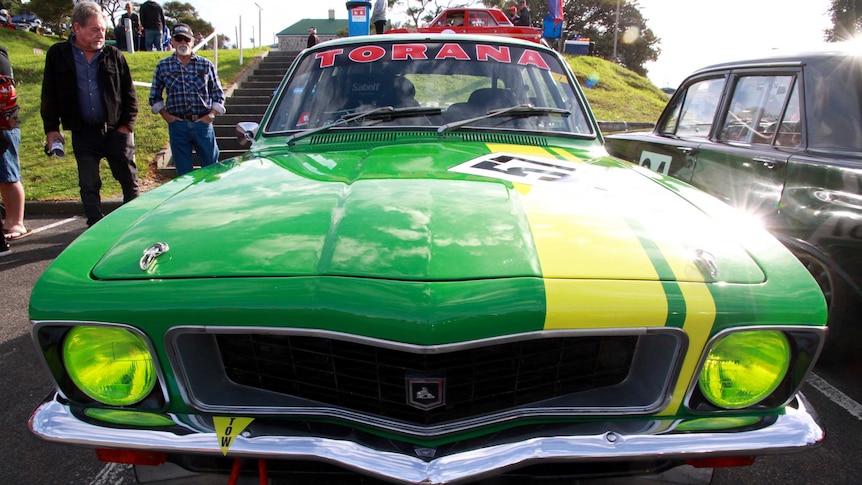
[455,132,547,146]
[310,132,403,145]
[308,131,549,147]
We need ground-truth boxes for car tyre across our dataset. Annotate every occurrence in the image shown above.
[793,250,851,364]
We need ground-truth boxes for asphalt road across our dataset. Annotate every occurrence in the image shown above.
[2,215,861,484]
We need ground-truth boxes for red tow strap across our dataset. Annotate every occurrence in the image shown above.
[227,457,243,485]
[226,458,268,485]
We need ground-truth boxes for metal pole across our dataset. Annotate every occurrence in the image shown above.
[613,0,620,61]
[254,3,263,48]
[123,17,134,53]
[239,17,243,65]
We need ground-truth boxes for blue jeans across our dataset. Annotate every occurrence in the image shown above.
[168,120,219,176]
[144,29,163,51]
[0,128,21,183]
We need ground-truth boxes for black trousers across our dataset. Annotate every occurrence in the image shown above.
[70,126,139,226]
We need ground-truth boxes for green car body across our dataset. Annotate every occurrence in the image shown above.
[30,34,827,483]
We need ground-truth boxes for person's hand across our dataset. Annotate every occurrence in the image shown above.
[161,111,180,123]
[116,125,131,135]
[46,131,64,147]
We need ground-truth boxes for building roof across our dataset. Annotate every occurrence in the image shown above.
[277,18,348,36]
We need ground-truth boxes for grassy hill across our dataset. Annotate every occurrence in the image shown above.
[1,28,266,201]
[568,54,668,123]
[2,28,666,202]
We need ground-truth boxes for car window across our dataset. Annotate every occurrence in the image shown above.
[264,40,593,136]
[660,78,724,139]
[719,74,797,145]
[447,12,465,26]
[469,12,494,26]
[775,81,802,147]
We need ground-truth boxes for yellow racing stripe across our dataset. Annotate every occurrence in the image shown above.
[486,143,717,415]
[544,279,669,329]
[486,143,668,330]
[653,240,716,415]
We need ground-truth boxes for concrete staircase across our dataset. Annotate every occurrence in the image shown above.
[158,49,299,177]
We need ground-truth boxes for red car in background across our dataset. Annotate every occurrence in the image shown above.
[386,8,544,44]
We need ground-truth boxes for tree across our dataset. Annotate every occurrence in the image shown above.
[26,0,71,34]
[162,1,219,42]
[2,1,28,17]
[94,0,125,29]
[162,1,193,24]
[483,1,659,76]
[825,0,861,41]
[561,0,659,77]
[392,0,472,27]
[393,1,660,77]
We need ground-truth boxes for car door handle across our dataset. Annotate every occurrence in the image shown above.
[752,158,786,169]
[676,146,697,156]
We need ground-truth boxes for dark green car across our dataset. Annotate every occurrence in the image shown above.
[30,34,827,484]
[605,43,862,361]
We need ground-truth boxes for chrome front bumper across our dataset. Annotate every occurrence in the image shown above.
[30,394,824,485]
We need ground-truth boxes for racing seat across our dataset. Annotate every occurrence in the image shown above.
[444,88,520,123]
[392,76,420,107]
[467,88,519,112]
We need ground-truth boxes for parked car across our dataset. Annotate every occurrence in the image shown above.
[11,12,38,31]
[605,42,862,360]
[386,8,543,43]
[30,33,827,484]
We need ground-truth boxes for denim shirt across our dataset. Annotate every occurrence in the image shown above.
[73,45,106,126]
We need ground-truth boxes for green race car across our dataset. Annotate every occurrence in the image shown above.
[30,34,827,484]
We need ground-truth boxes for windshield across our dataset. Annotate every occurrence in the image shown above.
[264,39,593,137]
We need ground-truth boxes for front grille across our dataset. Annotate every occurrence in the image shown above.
[216,334,637,425]
[170,327,682,435]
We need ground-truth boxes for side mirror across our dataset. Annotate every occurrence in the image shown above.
[235,122,259,147]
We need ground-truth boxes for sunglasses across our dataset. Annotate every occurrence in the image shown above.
[172,35,191,42]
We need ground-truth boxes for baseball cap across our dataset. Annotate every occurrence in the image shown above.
[172,23,194,40]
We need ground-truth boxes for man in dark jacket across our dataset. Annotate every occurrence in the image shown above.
[514,0,532,26]
[307,27,319,48]
[139,0,165,51]
[41,1,139,227]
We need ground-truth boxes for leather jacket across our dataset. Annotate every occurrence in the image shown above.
[41,39,138,133]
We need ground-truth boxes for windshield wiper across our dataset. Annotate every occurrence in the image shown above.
[286,106,443,145]
[437,104,571,136]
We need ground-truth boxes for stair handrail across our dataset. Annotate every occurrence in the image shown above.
[193,31,219,72]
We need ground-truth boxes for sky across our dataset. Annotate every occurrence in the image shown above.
[192,1,836,88]
[635,0,834,88]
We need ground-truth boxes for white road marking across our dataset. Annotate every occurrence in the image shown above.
[808,372,862,420]
[30,216,80,235]
[91,462,133,484]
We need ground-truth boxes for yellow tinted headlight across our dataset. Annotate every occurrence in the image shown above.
[698,330,790,409]
[63,326,156,406]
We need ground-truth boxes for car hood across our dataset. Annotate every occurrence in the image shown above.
[91,142,764,284]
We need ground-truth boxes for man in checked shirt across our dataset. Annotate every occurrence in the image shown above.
[149,23,225,176]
